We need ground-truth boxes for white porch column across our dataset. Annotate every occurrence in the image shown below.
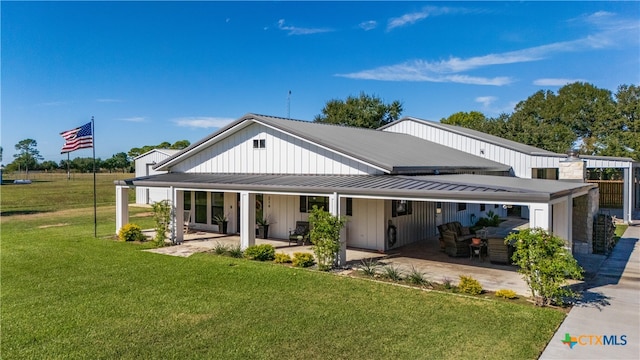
[623,167,631,223]
[551,197,572,248]
[239,191,256,250]
[528,202,552,232]
[115,185,129,235]
[328,192,347,267]
[174,188,184,245]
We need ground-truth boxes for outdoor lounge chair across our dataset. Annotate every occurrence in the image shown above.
[289,221,310,246]
[487,237,512,264]
[443,230,471,257]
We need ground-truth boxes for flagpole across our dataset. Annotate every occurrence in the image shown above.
[67,152,70,180]
[92,116,97,238]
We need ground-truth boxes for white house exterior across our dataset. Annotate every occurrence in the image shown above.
[381,117,639,224]
[134,149,180,205]
[116,114,600,264]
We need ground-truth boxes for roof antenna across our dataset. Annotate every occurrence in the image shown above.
[287,90,291,119]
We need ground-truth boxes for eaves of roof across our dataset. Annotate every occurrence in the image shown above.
[116,173,596,204]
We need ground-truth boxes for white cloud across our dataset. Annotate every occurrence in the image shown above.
[277,19,332,35]
[118,116,146,122]
[386,6,458,31]
[475,96,497,108]
[173,117,235,129]
[533,78,587,87]
[359,20,377,31]
[338,11,637,86]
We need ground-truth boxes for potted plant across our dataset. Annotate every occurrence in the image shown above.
[213,214,228,234]
[257,216,270,239]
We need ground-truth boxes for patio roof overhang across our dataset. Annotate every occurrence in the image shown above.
[116,173,597,204]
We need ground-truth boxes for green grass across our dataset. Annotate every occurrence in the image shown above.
[1,172,136,215]
[0,174,566,359]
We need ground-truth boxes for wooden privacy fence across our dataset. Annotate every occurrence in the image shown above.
[587,180,624,208]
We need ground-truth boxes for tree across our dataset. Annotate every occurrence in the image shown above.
[506,228,583,306]
[39,161,59,171]
[314,92,403,128]
[13,139,43,176]
[440,111,489,131]
[308,206,347,271]
[128,140,190,158]
[170,140,190,149]
[613,84,640,160]
[108,152,130,173]
[151,200,171,247]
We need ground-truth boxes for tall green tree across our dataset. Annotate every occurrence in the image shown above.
[13,139,43,175]
[441,111,490,132]
[314,92,403,128]
[613,84,640,160]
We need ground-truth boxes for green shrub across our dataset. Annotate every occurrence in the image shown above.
[213,242,229,255]
[151,200,171,246]
[292,252,314,268]
[406,266,430,286]
[442,276,454,290]
[118,223,146,242]
[382,265,403,281]
[243,244,276,261]
[227,245,243,258]
[358,258,379,277]
[309,206,346,271]
[507,228,583,306]
[274,253,292,264]
[458,275,483,295]
[495,289,518,299]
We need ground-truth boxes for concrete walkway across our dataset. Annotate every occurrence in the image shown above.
[539,223,640,360]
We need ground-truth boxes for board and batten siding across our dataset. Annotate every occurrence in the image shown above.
[383,120,564,178]
[135,150,174,204]
[171,123,383,175]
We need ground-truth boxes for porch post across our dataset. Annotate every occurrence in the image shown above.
[174,188,184,245]
[115,185,129,235]
[528,202,552,232]
[239,191,256,250]
[328,192,347,267]
[623,167,631,223]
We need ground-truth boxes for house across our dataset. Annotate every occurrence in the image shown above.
[380,117,640,225]
[133,149,180,205]
[115,113,599,265]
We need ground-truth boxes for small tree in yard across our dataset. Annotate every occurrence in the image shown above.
[506,228,583,306]
[308,205,346,271]
[152,200,171,247]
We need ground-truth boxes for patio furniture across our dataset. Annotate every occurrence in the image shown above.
[289,221,310,246]
[437,221,475,250]
[487,237,513,264]
[469,242,486,261]
[443,230,471,257]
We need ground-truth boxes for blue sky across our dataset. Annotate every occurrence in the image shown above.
[2,1,639,163]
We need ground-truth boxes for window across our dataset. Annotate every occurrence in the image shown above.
[210,192,224,223]
[299,196,329,212]
[195,191,208,224]
[184,191,192,211]
[457,203,467,212]
[346,197,353,216]
[253,139,266,148]
[392,200,412,217]
[480,204,486,212]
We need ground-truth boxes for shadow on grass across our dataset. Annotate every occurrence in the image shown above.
[0,210,52,217]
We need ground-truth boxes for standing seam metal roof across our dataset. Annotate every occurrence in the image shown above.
[155,113,511,174]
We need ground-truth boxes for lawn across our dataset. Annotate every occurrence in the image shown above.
[0,175,566,359]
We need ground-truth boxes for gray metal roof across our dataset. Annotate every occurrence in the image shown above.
[155,113,511,174]
[117,173,596,203]
[383,117,565,157]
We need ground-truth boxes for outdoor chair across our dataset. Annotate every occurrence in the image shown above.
[443,230,471,257]
[289,221,310,246]
[487,237,512,264]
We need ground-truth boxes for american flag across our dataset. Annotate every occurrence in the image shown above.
[60,122,93,153]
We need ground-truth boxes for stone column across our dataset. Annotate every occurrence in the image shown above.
[558,151,586,182]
